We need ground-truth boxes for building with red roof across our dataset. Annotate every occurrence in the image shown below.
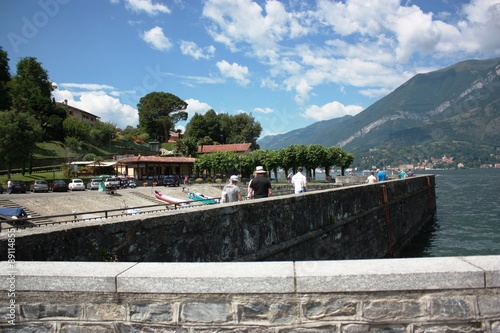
[197,143,252,155]
[116,154,196,181]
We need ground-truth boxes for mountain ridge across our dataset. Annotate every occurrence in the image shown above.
[258,57,500,168]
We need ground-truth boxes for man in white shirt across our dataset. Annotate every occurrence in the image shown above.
[291,167,307,194]
[367,171,378,184]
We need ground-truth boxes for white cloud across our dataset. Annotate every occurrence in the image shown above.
[184,98,212,118]
[303,101,364,121]
[52,87,138,130]
[179,41,215,59]
[202,0,310,59]
[59,83,115,91]
[253,107,273,114]
[216,60,250,86]
[164,72,224,85]
[125,0,170,15]
[458,0,500,54]
[142,26,172,51]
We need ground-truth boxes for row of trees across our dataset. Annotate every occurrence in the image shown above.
[194,144,354,179]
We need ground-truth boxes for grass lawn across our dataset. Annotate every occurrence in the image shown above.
[0,169,69,186]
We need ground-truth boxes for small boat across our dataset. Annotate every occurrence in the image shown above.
[187,191,219,204]
[154,190,188,205]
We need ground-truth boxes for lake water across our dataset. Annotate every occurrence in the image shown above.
[400,168,500,257]
[280,168,499,257]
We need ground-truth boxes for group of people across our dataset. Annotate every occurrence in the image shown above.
[220,166,309,203]
[366,168,414,184]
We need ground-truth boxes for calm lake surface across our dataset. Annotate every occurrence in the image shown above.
[401,168,500,257]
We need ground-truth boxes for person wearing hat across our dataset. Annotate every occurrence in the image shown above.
[248,166,272,199]
[221,175,242,203]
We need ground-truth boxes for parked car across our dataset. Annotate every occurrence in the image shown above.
[163,175,180,187]
[50,180,68,192]
[68,179,85,191]
[30,180,49,193]
[87,178,103,190]
[10,180,27,193]
[120,179,137,189]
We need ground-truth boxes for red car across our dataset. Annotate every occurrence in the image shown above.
[50,180,69,192]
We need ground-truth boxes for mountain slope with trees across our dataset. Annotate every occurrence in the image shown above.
[258,57,500,169]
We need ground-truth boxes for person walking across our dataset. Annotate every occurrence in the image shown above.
[221,175,242,203]
[377,169,387,182]
[291,167,308,194]
[248,166,272,199]
[367,171,378,184]
[7,179,12,194]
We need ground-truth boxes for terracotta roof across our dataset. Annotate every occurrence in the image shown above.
[197,143,252,154]
[118,155,196,164]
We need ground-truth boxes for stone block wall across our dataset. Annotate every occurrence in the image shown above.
[0,176,436,262]
[1,257,499,331]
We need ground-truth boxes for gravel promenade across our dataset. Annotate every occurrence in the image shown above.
[0,183,225,219]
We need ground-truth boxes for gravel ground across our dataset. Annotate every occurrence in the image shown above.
[1,183,225,219]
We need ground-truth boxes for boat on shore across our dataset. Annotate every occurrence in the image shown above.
[154,190,189,206]
[187,191,219,204]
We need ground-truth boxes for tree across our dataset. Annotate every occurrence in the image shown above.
[305,144,327,179]
[8,57,65,139]
[247,149,279,179]
[63,116,91,141]
[0,110,43,177]
[176,137,199,157]
[229,113,262,149]
[88,121,117,145]
[323,147,343,177]
[137,92,188,142]
[0,47,12,111]
[9,57,53,112]
[184,110,262,149]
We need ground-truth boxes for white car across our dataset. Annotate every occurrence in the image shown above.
[68,179,86,191]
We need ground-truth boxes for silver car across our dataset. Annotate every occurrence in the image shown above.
[87,179,103,190]
[30,180,49,193]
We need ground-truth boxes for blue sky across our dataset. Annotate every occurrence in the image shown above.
[1,0,499,139]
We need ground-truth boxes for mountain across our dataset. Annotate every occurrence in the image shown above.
[258,58,500,162]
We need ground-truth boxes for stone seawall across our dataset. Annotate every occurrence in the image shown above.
[1,257,499,331]
[0,175,436,262]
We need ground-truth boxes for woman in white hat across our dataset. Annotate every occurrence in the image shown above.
[221,175,242,202]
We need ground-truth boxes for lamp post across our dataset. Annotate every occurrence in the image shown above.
[52,150,56,180]
[339,153,344,176]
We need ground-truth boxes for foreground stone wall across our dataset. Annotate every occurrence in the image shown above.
[0,176,436,262]
[1,257,499,331]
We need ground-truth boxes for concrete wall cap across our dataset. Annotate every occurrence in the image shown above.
[295,256,487,292]
[0,261,136,292]
[2,255,499,294]
[117,261,295,293]
[460,255,500,287]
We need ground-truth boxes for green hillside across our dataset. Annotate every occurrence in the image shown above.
[258,57,500,168]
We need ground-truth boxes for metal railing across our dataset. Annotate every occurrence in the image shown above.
[1,198,219,230]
